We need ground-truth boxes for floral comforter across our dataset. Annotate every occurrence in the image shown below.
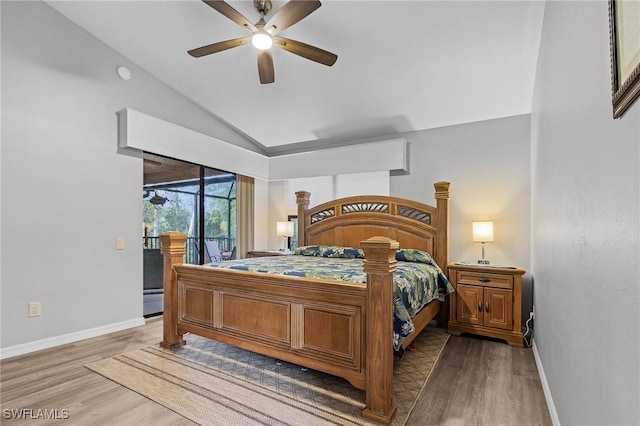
[207,246,454,351]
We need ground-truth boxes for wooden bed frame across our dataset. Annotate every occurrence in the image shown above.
[159,181,450,424]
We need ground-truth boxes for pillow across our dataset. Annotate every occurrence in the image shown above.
[395,248,437,265]
[294,245,365,259]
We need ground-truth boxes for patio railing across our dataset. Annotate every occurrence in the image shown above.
[144,236,236,265]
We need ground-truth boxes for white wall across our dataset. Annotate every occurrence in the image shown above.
[285,171,390,211]
[390,115,532,270]
[0,1,255,354]
[531,2,639,425]
[253,178,270,251]
[267,180,289,250]
[261,171,390,250]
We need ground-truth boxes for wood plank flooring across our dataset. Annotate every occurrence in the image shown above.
[405,334,552,426]
[1,318,551,425]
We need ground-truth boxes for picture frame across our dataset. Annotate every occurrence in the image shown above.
[609,0,640,118]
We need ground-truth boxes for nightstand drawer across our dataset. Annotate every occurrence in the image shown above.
[457,272,513,289]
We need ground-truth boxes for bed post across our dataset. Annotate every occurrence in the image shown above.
[295,191,310,247]
[434,181,450,271]
[434,181,450,326]
[361,236,399,424]
[159,232,187,350]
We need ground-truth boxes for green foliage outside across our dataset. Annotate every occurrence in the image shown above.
[143,181,236,239]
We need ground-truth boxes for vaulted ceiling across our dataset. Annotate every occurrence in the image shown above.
[47,0,545,155]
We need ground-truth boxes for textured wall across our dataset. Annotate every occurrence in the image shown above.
[531,1,640,424]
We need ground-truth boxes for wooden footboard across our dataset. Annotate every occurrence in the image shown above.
[161,234,407,423]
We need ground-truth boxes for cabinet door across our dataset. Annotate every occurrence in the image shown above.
[483,288,513,330]
[457,284,482,325]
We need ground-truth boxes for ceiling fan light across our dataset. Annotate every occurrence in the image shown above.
[252,31,273,50]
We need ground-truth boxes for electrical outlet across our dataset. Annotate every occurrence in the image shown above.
[529,311,535,321]
[116,237,125,250]
[29,302,41,318]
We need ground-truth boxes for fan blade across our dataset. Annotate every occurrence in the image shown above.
[264,0,321,35]
[257,50,275,84]
[188,37,250,57]
[273,36,337,66]
[202,0,257,32]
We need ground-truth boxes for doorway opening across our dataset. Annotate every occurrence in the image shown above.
[142,152,236,317]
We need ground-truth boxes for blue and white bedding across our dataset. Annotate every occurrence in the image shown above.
[207,245,454,351]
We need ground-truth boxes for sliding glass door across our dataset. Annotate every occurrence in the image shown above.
[197,167,237,263]
[142,153,236,280]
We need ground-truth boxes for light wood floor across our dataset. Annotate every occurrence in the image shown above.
[1,318,551,425]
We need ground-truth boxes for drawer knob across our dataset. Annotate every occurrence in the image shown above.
[485,302,490,312]
[478,301,483,312]
[478,277,491,283]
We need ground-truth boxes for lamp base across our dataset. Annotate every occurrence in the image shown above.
[477,259,490,265]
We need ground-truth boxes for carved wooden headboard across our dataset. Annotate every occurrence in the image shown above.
[295,181,450,269]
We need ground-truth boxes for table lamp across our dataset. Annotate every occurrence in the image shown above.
[276,221,294,252]
[472,221,494,265]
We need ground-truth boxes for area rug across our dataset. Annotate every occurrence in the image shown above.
[86,327,449,425]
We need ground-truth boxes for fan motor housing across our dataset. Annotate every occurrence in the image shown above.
[254,0,272,15]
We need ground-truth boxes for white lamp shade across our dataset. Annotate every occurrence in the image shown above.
[276,221,294,237]
[472,221,494,243]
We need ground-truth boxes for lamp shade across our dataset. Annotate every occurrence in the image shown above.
[276,221,294,237]
[472,221,494,243]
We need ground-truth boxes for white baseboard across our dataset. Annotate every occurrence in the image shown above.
[532,337,561,426]
[0,317,146,360]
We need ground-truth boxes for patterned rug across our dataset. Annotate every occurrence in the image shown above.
[86,327,449,425]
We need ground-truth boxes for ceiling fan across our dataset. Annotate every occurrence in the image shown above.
[188,0,338,84]
[145,190,169,206]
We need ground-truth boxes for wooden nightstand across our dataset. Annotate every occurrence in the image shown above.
[447,263,525,348]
